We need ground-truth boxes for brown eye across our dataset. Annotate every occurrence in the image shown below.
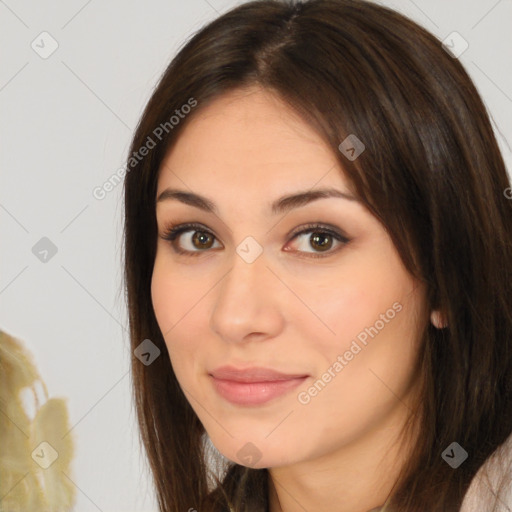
[309,232,334,252]
[191,231,215,249]
[285,223,350,259]
[160,222,222,256]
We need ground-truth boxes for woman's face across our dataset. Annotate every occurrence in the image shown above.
[151,86,426,469]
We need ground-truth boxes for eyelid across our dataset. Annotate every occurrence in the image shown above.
[287,222,349,241]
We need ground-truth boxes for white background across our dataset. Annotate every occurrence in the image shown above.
[1,0,511,511]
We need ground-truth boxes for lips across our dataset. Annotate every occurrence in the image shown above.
[209,365,308,382]
[208,365,309,406]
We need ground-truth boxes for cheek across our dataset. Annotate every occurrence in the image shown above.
[150,257,204,365]
[302,277,422,419]
[151,258,177,335]
[319,245,418,352]
[293,248,422,395]
[291,262,391,360]
[151,253,207,332]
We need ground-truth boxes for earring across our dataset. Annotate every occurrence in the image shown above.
[430,310,448,329]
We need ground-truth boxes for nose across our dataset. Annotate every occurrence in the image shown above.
[209,246,286,344]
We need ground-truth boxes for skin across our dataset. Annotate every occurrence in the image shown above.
[151,86,428,512]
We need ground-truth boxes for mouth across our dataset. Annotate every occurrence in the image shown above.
[208,365,309,406]
[209,365,308,382]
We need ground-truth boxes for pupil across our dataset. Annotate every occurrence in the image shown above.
[193,231,213,249]
[311,233,332,251]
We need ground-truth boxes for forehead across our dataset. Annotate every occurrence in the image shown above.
[156,86,354,198]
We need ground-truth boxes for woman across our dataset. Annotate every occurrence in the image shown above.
[122,1,512,510]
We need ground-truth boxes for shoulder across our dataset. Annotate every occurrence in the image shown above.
[460,433,512,512]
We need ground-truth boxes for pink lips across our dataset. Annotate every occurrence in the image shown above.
[209,365,308,406]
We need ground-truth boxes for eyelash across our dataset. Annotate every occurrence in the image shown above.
[159,221,350,259]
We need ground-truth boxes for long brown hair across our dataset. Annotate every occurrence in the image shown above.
[122,1,512,510]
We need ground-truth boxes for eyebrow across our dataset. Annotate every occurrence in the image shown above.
[156,187,359,215]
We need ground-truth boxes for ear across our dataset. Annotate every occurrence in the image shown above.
[430,309,448,329]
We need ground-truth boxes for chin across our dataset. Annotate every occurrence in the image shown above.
[208,432,302,470]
